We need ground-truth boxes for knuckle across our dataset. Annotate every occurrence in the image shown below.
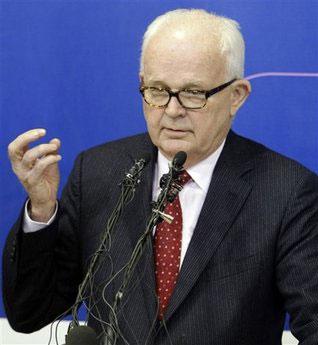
[38,143,52,155]
[39,143,47,151]
[35,158,46,170]
[22,152,32,164]
[36,144,45,156]
[37,158,44,167]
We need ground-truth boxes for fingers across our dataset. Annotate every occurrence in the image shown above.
[28,154,62,185]
[49,138,61,147]
[8,129,62,180]
[8,128,46,163]
[8,129,61,209]
[21,141,61,170]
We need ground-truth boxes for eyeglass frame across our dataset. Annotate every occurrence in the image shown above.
[139,78,237,109]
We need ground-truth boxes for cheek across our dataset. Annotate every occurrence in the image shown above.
[143,106,162,134]
[191,110,215,137]
[192,107,229,145]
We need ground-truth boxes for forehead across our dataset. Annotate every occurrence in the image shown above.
[143,31,226,88]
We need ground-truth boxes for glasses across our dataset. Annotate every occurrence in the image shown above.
[140,79,236,109]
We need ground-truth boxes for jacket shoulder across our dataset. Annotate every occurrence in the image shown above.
[69,133,155,184]
[231,132,316,177]
[83,133,153,159]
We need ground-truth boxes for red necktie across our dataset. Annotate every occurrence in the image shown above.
[153,170,192,319]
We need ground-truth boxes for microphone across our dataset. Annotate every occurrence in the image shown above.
[64,325,98,345]
[159,151,187,203]
[124,154,151,185]
[172,150,187,170]
[65,155,150,342]
[160,151,187,189]
[103,152,187,345]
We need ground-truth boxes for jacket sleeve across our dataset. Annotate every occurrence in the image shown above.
[2,153,84,333]
[276,171,318,344]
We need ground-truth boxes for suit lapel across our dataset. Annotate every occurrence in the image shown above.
[164,131,254,322]
[120,131,257,325]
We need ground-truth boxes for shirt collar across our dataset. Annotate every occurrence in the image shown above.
[155,139,226,192]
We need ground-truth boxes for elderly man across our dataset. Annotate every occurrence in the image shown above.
[3,9,318,345]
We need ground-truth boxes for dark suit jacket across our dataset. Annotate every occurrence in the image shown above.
[3,131,318,345]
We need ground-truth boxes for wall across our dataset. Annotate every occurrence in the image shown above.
[1,0,317,343]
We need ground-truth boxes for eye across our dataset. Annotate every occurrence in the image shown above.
[148,87,167,96]
[149,87,165,91]
[183,89,205,95]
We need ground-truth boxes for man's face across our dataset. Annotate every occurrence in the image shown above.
[141,31,248,168]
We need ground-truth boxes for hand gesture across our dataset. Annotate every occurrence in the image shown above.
[8,128,62,222]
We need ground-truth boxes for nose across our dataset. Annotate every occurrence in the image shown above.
[164,95,186,117]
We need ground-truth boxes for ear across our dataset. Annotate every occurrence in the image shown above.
[230,79,251,117]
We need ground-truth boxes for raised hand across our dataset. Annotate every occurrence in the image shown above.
[8,128,62,222]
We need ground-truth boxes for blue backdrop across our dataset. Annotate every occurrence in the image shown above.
[1,0,317,331]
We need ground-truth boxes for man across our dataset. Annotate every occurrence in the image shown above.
[3,9,318,345]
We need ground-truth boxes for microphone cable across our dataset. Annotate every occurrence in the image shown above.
[103,151,187,345]
[64,155,150,344]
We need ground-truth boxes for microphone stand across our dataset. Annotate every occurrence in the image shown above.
[65,157,149,342]
[103,152,187,345]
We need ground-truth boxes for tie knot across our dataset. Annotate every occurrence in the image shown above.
[178,170,192,186]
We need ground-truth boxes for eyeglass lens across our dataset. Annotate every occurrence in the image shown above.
[144,89,206,108]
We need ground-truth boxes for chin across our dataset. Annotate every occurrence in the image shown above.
[159,139,192,159]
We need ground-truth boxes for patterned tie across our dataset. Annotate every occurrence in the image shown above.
[153,170,192,319]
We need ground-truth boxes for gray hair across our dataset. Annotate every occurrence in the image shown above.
[140,9,245,79]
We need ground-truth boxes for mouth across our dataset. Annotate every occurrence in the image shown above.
[164,128,189,135]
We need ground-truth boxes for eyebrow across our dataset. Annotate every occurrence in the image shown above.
[147,80,206,90]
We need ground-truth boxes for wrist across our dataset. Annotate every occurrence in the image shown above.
[29,201,56,222]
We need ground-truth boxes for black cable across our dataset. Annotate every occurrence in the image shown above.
[56,157,149,343]
[104,152,187,345]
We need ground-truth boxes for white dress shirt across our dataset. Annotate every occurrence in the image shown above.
[23,141,225,266]
[23,200,58,232]
[152,142,225,267]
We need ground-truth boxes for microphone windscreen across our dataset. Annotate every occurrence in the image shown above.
[173,151,187,168]
[65,325,99,345]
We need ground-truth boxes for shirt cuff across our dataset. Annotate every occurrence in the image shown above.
[23,200,58,233]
